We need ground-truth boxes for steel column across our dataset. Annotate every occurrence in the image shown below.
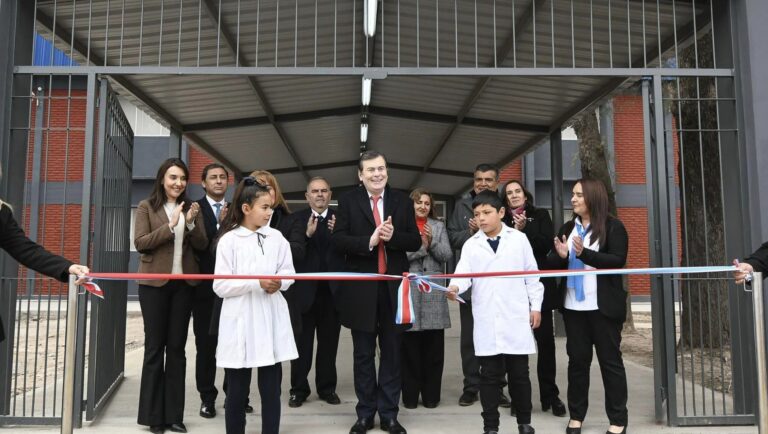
[72,73,98,428]
[753,273,768,434]
[0,0,34,418]
[61,276,78,434]
[549,129,563,229]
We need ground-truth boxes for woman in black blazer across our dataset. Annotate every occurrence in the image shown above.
[0,200,89,342]
[547,178,628,434]
[501,180,566,417]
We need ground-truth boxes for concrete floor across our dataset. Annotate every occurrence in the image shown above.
[10,302,759,434]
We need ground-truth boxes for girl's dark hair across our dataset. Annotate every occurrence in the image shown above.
[148,158,191,212]
[216,176,272,241]
[575,177,611,247]
[409,187,437,219]
[501,179,535,210]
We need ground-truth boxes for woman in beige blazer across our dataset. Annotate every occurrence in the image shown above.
[133,158,207,434]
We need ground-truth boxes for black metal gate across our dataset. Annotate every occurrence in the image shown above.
[74,77,133,424]
[644,74,757,426]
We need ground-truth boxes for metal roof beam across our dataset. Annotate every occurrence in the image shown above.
[201,0,309,181]
[410,0,545,190]
[183,105,548,133]
[35,9,242,174]
[370,106,549,133]
[183,106,361,132]
[451,6,707,196]
[263,161,472,178]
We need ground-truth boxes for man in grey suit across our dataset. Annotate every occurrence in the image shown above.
[446,163,511,408]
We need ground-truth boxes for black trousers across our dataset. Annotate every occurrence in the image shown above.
[290,284,341,399]
[351,282,403,421]
[563,309,628,426]
[137,282,193,426]
[533,309,560,404]
[401,329,445,407]
[478,354,532,431]
[192,283,219,405]
[224,364,282,434]
[459,300,481,394]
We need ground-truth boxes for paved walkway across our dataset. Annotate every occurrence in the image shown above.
[12,303,758,434]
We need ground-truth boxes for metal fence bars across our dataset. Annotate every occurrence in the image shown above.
[643,72,757,426]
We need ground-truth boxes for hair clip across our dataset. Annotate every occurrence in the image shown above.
[242,176,268,189]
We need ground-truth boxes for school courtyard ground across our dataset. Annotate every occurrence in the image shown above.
[11,302,759,434]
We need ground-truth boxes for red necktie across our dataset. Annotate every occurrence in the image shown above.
[372,195,386,273]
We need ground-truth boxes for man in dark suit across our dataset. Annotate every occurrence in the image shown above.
[331,151,422,434]
[287,176,342,408]
[193,163,229,419]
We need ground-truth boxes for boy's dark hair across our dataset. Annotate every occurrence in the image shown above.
[201,163,229,181]
[358,150,387,170]
[472,190,504,211]
[474,163,499,178]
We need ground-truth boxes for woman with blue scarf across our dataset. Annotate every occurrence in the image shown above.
[547,178,629,434]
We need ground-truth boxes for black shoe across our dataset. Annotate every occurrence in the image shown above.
[459,391,478,406]
[199,402,216,418]
[245,403,254,413]
[149,426,165,434]
[518,424,535,434]
[349,417,374,434]
[288,394,306,408]
[483,431,499,434]
[380,419,407,434]
[566,420,582,434]
[402,401,417,409]
[167,423,187,433]
[543,397,567,417]
[605,427,627,434]
[319,392,341,405]
[422,400,438,408]
[499,393,512,409]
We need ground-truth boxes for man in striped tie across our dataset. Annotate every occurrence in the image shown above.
[193,163,230,419]
[331,151,422,434]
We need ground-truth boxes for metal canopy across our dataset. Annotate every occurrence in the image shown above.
[30,0,716,195]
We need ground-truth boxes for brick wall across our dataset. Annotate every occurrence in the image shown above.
[188,146,216,180]
[617,207,651,295]
[499,159,523,184]
[613,95,646,185]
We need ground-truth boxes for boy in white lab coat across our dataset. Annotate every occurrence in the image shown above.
[447,190,544,434]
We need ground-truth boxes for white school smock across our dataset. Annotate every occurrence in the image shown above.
[449,224,544,356]
[213,225,298,368]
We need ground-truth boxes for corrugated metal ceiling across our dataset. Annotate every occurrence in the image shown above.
[32,0,706,195]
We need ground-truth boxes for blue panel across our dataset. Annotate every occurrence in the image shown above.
[33,34,78,66]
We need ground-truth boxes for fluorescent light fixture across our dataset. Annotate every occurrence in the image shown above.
[360,123,369,142]
[364,0,378,37]
[362,78,372,106]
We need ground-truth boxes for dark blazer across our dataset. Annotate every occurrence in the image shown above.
[194,197,224,275]
[503,204,559,310]
[0,205,73,341]
[284,207,345,334]
[546,216,629,322]
[270,207,307,263]
[133,199,208,287]
[745,241,768,275]
[331,185,422,333]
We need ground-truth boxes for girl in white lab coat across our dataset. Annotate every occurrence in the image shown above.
[213,176,298,434]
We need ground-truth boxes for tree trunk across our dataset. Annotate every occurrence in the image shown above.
[571,108,635,332]
[672,36,730,349]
